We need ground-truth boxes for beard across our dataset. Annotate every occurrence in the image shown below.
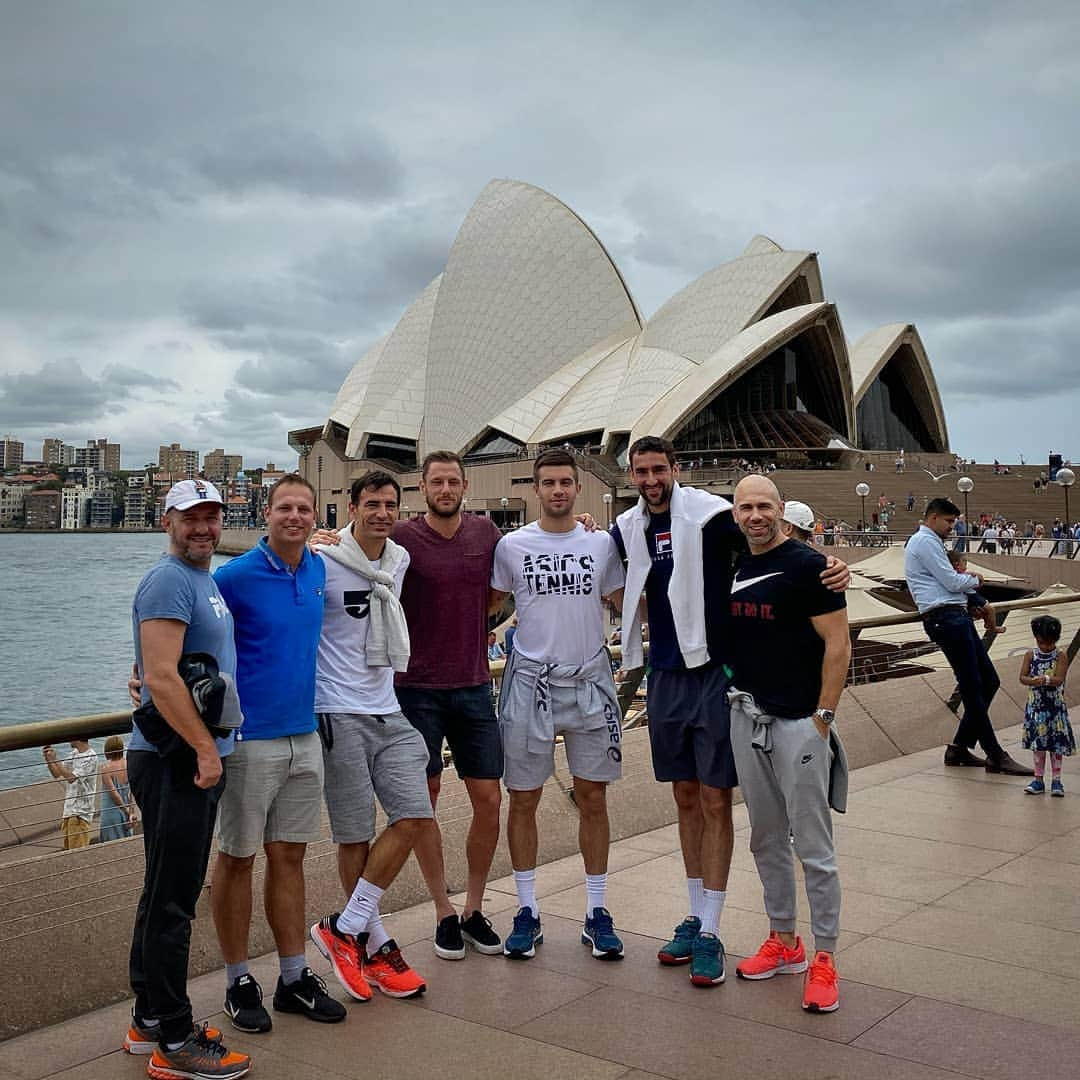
[426,493,464,518]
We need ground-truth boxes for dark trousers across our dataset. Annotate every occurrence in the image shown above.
[128,748,224,1045]
[923,606,1002,756]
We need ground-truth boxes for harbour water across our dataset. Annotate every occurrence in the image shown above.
[0,532,232,790]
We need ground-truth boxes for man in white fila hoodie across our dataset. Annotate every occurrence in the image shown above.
[613,437,848,989]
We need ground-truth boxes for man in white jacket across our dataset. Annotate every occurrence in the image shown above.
[614,437,848,988]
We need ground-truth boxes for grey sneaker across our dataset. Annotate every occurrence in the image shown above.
[147,1025,251,1079]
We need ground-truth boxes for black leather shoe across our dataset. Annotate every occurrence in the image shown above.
[944,744,986,767]
[985,751,1035,776]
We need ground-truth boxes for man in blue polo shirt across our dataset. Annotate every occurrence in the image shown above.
[210,474,347,1031]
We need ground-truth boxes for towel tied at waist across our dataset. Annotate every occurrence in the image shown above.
[727,686,849,813]
[500,648,620,755]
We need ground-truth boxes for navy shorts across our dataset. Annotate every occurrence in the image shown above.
[646,664,738,789]
[396,684,504,780]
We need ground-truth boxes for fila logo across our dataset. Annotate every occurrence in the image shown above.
[655,531,672,556]
[730,572,783,594]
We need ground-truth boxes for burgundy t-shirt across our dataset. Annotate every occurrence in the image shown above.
[393,514,502,689]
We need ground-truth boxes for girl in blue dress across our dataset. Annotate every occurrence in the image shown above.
[1020,615,1074,796]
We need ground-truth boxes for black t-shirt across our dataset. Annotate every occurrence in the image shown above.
[728,539,846,718]
[611,509,746,670]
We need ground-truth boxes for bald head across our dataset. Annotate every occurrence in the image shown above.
[733,475,786,552]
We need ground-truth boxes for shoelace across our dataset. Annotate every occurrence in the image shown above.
[758,936,789,961]
[674,919,698,939]
[296,969,331,996]
[193,1025,226,1058]
[512,910,536,933]
[380,948,409,973]
[592,912,615,934]
[807,958,836,987]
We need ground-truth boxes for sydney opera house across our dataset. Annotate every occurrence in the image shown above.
[291,179,949,527]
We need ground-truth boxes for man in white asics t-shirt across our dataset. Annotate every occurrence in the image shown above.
[490,449,626,962]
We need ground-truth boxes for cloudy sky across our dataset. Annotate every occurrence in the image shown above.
[2,1,1078,469]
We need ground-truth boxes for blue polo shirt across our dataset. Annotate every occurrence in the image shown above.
[213,538,325,740]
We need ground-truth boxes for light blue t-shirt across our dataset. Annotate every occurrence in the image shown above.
[130,555,237,756]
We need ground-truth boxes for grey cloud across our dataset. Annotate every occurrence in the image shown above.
[101,365,182,392]
[0,360,116,426]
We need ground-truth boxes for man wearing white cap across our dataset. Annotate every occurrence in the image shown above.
[780,501,816,545]
[126,478,251,1078]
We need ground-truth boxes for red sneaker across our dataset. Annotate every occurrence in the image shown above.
[802,951,840,1013]
[310,914,372,1002]
[736,931,808,980]
[364,939,426,998]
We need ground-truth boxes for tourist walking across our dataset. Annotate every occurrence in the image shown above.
[210,474,345,1032]
[98,736,133,842]
[1020,615,1073,796]
[726,476,850,1014]
[490,449,626,961]
[904,497,1032,776]
[310,471,430,1003]
[125,478,250,1078]
[614,437,848,988]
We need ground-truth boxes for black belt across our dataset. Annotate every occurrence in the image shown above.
[921,603,966,621]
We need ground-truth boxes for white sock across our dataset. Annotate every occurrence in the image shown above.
[701,888,726,937]
[687,877,705,920]
[365,911,390,954]
[514,868,538,917]
[585,873,607,917]
[337,877,384,937]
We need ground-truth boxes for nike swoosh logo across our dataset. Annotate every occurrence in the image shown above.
[730,572,783,594]
[295,996,316,1010]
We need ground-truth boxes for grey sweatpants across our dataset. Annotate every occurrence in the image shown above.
[729,693,841,953]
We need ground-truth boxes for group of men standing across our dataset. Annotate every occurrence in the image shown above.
[126,435,854,1080]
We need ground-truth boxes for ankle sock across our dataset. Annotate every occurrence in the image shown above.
[225,960,249,989]
[366,911,390,954]
[687,877,705,921]
[585,873,607,917]
[701,888,726,937]
[338,877,384,937]
[513,868,538,917]
[279,953,306,986]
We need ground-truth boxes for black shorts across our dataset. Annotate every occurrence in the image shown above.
[396,684,504,780]
[646,664,738,789]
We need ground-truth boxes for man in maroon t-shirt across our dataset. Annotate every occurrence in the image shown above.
[393,451,506,961]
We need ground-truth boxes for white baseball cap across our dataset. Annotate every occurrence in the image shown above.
[165,478,225,512]
[782,500,815,532]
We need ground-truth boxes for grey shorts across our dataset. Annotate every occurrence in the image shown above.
[317,711,433,844]
[499,675,622,791]
[216,731,325,857]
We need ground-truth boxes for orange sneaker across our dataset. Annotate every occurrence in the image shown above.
[736,931,808,980]
[124,1017,222,1055]
[802,951,839,1013]
[310,914,373,1002]
[146,1025,250,1079]
[364,939,426,998]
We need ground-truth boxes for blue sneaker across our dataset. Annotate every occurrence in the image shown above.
[1024,779,1045,795]
[581,907,624,960]
[658,915,701,965]
[503,907,543,959]
[689,932,725,986]
[1051,779,1065,797]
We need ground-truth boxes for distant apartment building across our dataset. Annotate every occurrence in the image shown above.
[42,438,64,466]
[88,490,113,529]
[158,443,199,477]
[124,487,148,528]
[225,496,250,529]
[61,486,91,530]
[24,489,61,529]
[2,436,24,471]
[0,481,28,525]
[203,449,243,483]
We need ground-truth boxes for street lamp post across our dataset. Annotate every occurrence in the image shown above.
[500,495,509,530]
[602,491,613,529]
[957,476,974,547]
[1057,467,1075,554]
[855,482,870,533]
[316,454,324,526]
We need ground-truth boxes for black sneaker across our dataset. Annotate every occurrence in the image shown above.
[460,910,503,954]
[273,967,347,1024]
[434,913,466,960]
[223,973,272,1033]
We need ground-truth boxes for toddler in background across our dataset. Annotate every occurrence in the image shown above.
[946,550,1003,636]
[1020,615,1073,796]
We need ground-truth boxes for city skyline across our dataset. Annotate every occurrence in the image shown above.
[1,3,1078,466]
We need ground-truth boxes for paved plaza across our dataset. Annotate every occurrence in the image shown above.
[2,725,1078,1080]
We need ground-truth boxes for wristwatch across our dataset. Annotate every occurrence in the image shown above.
[813,708,836,725]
